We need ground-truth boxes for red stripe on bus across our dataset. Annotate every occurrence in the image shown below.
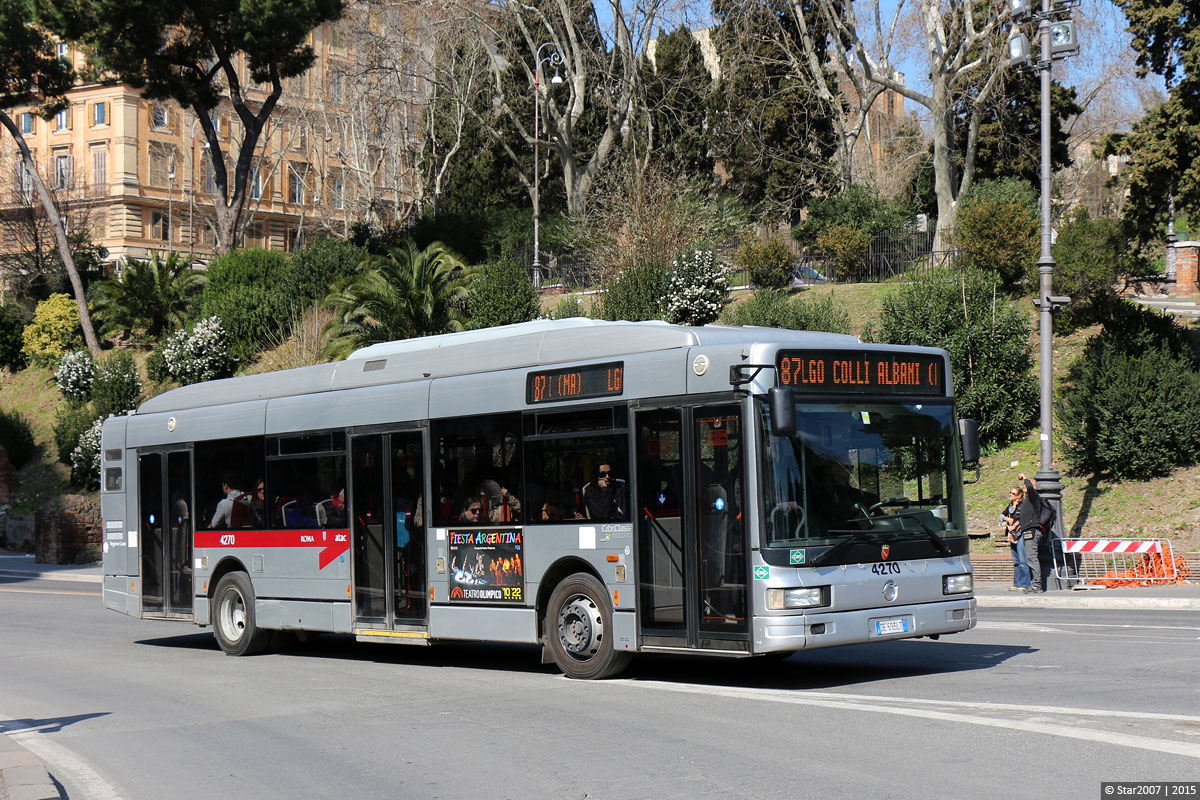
[194,528,351,570]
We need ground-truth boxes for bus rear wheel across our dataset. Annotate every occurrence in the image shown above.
[213,572,272,656]
[545,573,630,680]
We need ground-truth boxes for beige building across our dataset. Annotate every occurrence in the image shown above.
[0,21,422,277]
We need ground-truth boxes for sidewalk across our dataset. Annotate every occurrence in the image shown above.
[974,579,1200,610]
[0,732,59,800]
[0,554,101,584]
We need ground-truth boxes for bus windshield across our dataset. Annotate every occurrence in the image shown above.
[759,400,965,549]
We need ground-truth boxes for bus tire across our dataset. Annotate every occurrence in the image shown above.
[212,572,271,656]
[545,572,630,680]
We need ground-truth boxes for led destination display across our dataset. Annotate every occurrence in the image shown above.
[526,361,624,404]
[776,350,945,396]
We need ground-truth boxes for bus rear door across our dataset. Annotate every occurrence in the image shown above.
[635,404,748,652]
[138,449,193,618]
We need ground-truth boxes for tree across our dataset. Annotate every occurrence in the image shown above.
[786,0,1010,245]
[641,25,714,180]
[1110,0,1200,256]
[0,0,100,354]
[709,0,839,221]
[55,0,344,253]
[322,240,470,359]
[466,259,539,330]
[91,252,205,341]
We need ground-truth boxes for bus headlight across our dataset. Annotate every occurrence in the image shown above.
[943,574,973,595]
[766,586,829,610]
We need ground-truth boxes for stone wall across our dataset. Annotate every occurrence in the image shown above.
[1173,242,1199,295]
[35,494,102,565]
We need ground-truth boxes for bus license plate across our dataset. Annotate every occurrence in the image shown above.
[874,617,910,636]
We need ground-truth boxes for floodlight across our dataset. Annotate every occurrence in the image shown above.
[1010,0,1033,20]
[1049,20,1079,55]
[1007,31,1032,67]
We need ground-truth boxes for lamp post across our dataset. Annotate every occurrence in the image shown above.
[1008,1,1078,547]
[167,152,176,250]
[187,117,206,255]
[533,42,563,289]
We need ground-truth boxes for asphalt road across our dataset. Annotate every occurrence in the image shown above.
[1,573,1198,800]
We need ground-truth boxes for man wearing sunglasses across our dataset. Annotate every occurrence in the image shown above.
[584,463,626,521]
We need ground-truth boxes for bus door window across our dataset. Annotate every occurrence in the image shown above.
[431,413,522,526]
[138,452,165,613]
[695,408,746,634]
[391,433,425,621]
[351,436,387,621]
[637,409,685,630]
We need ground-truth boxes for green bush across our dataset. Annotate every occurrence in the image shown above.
[816,223,870,281]
[284,238,369,306]
[1059,318,1200,479]
[0,303,28,371]
[722,289,852,334]
[199,249,295,359]
[871,267,1037,447]
[736,234,795,289]
[92,350,143,419]
[53,405,100,466]
[952,178,1038,290]
[547,295,585,320]
[467,258,540,330]
[598,264,668,322]
[792,184,913,248]
[0,408,36,469]
[1051,208,1126,331]
[662,250,729,326]
[21,293,82,365]
[145,345,169,384]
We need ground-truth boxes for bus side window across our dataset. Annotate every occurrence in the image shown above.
[194,437,265,531]
[525,434,629,525]
[431,413,523,527]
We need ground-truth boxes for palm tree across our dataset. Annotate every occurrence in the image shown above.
[322,240,471,360]
[92,252,205,341]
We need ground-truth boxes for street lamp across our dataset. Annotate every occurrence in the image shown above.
[533,42,563,289]
[1007,1,1078,546]
[187,117,208,255]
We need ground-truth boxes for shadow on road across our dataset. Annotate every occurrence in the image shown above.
[133,629,1031,689]
[0,711,110,735]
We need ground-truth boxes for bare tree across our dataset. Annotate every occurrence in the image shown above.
[786,0,1009,245]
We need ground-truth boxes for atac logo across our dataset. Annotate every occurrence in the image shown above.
[450,587,464,599]
[880,544,891,561]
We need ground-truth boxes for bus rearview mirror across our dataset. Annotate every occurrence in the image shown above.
[769,387,796,436]
[959,418,980,464]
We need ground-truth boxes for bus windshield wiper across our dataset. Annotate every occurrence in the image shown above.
[809,529,878,567]
[880,510,952,556]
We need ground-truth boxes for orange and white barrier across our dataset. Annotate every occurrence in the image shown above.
[1053,538,1189,587]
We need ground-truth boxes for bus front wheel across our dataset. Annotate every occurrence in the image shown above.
[213,572,272,656]
[545,573,630,680]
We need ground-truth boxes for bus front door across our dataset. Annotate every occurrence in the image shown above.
[636,404,748,651]
[350,431,427,630]
[138,449,193,618]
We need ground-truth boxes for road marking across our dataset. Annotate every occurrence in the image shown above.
[608,680,1200,760]
[0,587,99,596]
[4,731,125,800]
[978,620,1200,633]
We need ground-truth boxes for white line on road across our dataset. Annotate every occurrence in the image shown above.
[608,680,1200,760]
[977,620,1200,633]
[6,731,126,800]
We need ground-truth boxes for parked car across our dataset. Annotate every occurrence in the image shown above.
[790,265,828,286]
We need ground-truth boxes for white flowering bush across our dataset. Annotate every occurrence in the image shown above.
[161,316,236,385]
[70,417,103,489]
[662,250,729,326]
[92,350,143,419]
[55,349,96,404]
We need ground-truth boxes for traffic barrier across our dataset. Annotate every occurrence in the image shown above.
[1053,538,1191,587]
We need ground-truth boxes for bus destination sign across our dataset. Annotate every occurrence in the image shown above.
[527,361,624,404]
[776,349,945,396]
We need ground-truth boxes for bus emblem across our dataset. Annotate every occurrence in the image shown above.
[880,545,891,561]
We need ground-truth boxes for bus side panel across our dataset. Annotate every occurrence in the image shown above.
[429,606,538,643]
[257,598,353,633]
[193,545,352,626]
[100,418,139,618]
[125,400,266,448]
[265,379,430,434]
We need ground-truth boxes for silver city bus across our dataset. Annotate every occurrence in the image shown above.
[100,318,980,679]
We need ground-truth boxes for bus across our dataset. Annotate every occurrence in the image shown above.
[99,318,980,679]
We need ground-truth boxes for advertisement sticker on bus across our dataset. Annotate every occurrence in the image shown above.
[447,529,524,603]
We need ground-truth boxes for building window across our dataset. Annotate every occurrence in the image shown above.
[93,102,106,126]
[331,175,344,210]
[91,148,107,189]
[150,210,171,241]
[288,165,306,205]
[330,25,346,50]
[15,163,32,204]
[330,72,344,104]
[55,108,69,131]
[54,154,72,189]
[248,164,262,200]
[151,104,169,129]
[148,143,174,188]
[18,113,33,135]
[57,42,69,61]
[203,152,218,195]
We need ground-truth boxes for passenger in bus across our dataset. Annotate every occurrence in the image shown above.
[541,502,564,521]
[208,475,245,529]
[477,479,522,523]
[459,498,484,524]
[248,479,267,528]
[325,488,348,527]
[584,463,627,521]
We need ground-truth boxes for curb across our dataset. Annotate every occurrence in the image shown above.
[975,593,1200,611]
[0,733,59,800]
[0,569,102,585]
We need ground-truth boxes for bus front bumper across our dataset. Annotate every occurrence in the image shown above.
[753,596,977,654]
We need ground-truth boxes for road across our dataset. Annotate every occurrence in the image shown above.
[1,573,1198,800]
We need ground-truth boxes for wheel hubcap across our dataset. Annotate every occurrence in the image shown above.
[220,589,247,643]
[558,594,603,660]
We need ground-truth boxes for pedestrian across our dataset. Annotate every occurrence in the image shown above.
[1002,486,1031,591]
[1015,473,1046,593]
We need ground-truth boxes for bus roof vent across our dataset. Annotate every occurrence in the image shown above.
[362,359,387,372]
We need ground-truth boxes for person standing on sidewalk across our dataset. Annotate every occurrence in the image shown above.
[1002,487,1031,591]
[1015,474,1046,593]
